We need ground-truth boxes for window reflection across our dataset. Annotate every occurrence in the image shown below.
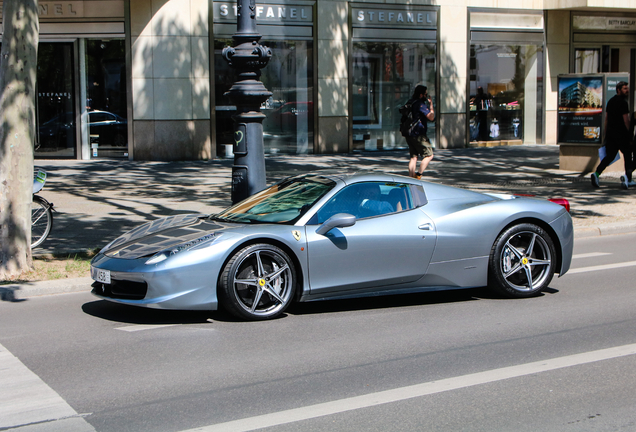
[214,39,314,155]
[36,43,76,158]
[469,44,543,144]
[352,42,436,151]
[575,49,600,73]
[85,40,128,158]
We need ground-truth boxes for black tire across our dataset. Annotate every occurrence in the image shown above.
[31,195,53,248]
[113,133,126,147]
[488,223,556,298]
[219,243,296,320]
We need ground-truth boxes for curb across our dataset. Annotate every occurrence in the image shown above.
[2,222,635,300]
[0,277,93,301]
[573,221,636,239]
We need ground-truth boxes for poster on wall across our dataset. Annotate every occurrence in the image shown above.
[557,75,603,144]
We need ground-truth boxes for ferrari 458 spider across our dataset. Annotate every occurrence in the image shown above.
[91,171,573,320]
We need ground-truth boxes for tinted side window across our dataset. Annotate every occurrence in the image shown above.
[312,182,414,224]
[90,113,107,123]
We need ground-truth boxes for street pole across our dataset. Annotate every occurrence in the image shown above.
[222,0,272,204]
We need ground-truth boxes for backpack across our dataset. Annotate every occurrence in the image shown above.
[399,99,421,137]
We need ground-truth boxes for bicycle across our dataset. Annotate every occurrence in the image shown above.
[32,170,55,248]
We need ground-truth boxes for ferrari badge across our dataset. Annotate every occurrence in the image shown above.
[292,230,301,241]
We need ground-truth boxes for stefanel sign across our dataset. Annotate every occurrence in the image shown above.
[0,2,85,18]
[213,2,312,24]
[352,6,437,29]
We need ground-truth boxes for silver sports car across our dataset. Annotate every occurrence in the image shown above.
[90,171,573,320]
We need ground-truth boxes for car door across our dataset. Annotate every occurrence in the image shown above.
[304,182,437,295]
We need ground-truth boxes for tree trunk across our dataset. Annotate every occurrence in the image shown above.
[0,0,39,279]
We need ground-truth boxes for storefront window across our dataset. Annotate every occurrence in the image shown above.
[36,43,76,158]
[214,39,314,155]
[575,49,600,73]
[469,44,543,144]
[352,42,436,150]
[85,40,128,158]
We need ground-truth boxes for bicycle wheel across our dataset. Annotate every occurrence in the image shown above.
[32,195,53,248]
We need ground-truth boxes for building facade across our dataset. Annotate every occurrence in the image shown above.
[1,0,635,171]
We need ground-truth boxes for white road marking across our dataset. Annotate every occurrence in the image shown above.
[572,252,612,259]
[180,343,636,432]
[568,261,636,274]
[0,342,95,431]
[115,324,176,332]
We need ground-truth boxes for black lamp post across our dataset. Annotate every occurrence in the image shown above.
[222,0,272,204]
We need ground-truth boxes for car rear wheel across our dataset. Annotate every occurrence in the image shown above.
[114,133,126,147]
[488,223,556,298]
[219,243,296,320]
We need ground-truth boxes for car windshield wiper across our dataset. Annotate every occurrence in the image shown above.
[208,214,234,223]
[209,214,257,224]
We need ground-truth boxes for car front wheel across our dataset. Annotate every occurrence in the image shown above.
[488,223,556,298]
[219,244,296,320]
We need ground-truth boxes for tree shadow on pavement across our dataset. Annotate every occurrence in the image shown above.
[34,145,636,255]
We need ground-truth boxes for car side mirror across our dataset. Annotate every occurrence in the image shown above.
[316,213,356,236]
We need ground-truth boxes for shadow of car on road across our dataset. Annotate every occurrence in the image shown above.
[80,285,559,323]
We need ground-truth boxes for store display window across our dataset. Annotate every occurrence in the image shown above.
[469,44,544,144]
[214,39,314,155]
[352,42,436,151]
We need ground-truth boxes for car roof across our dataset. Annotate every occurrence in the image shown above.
[297,170,409,185]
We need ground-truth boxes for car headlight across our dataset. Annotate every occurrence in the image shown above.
[145,233,221,265]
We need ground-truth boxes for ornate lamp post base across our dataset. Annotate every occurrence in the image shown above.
[222,0,272,204]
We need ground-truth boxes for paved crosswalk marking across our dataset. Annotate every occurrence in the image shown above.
[568,260,636,274]
[572,252,612,259]
[179,343,636,432]
[0,342,95,431]
[115,324,176,332]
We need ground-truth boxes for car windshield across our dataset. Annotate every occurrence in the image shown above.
[213,175,336,224]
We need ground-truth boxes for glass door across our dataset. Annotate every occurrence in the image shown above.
[85,39,128,158]
[36,42,77,158]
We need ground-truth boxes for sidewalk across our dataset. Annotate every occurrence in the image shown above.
[3,144,635,298]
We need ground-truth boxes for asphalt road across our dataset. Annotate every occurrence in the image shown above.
[2,234,636,431]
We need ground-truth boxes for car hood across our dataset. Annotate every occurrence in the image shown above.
[102,214,231,259]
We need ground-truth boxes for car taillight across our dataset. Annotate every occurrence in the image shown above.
[548,198,570,213]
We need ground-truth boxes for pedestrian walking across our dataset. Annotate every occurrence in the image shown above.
[403,85,435,179]
[591,81,635,189]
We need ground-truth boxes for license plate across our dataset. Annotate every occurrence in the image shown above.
[91,266,111,284]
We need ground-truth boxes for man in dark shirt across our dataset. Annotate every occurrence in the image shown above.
[406,85,435,179]
[591,81,635,189]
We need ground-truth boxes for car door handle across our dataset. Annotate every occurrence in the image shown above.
[418,223,432,231]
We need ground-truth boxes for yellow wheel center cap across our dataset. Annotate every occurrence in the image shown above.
[258,278,266,287]
[522,257,529,265]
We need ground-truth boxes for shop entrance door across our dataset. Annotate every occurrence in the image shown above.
[35,42,77,158]
[85,39,129,158]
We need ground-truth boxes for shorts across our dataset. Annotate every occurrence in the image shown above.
[406,135,433,158]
